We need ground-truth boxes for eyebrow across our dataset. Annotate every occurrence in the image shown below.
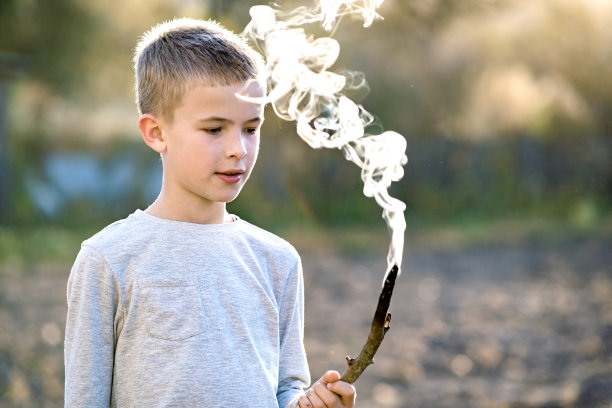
[197,116,263,124]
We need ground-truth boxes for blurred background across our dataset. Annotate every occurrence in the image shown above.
[0,0,611,407]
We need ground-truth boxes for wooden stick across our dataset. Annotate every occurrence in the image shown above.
[340,264,398,384]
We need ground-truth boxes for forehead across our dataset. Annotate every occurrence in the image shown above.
[177,81,265,117]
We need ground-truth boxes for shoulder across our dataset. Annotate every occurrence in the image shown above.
[80,210,153,259]
[71,210,160,287]
[235,219,300,264]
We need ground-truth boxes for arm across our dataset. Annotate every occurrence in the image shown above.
[64,245,120,407]
[277,259,311,408]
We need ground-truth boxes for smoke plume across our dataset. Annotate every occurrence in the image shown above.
[241,0,407,280]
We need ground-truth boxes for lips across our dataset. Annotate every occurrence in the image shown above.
[216,169,245,184]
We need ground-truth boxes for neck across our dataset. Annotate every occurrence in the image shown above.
[145,194,231,225]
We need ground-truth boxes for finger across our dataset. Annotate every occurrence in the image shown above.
[305,387,326,408]
[327,381,356,407]
[298,395,312,408]
[313,382,343,407]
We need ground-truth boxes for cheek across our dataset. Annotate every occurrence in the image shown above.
[246,140,260,170]
[248,137,260,157]
[170,140,215,172]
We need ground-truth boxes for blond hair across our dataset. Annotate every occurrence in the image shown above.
[134,18,264,121]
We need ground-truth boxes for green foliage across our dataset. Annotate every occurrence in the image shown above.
[0,0,98,93]
[1,0,611,235]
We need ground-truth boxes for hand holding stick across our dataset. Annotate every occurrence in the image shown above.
[340,264,398,384]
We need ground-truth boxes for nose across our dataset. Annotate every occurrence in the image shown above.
[225,130,247,159]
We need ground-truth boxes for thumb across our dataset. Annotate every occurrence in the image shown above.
[322,370,341,384]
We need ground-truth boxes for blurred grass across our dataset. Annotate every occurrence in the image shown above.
[407,213,612,251]
[0,223,105,265]
[3,212,610,265]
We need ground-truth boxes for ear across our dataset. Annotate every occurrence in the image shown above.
[138,114,166,153]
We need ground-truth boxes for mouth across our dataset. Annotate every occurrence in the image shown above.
[217,169,244,176]
[215,169,245,184]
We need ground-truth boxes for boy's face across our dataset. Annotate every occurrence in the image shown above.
[158,81,265,209]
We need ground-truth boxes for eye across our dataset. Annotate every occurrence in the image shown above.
[203,127,222,135]
[244,127,258,135]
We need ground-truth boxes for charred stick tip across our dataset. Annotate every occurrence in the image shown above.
[340,264,398,384]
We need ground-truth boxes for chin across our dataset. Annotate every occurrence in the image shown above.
[219,193,242,203]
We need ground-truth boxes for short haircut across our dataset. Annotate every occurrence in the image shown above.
[134,18,264,121]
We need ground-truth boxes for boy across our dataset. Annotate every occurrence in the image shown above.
[64,17,356,408]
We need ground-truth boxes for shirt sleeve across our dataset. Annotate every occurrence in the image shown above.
[64,245,121,407]
[276,258,310,408]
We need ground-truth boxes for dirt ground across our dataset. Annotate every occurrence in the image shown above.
[1,227,611,407]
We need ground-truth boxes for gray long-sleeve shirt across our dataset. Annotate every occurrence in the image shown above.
[64,210,310,407]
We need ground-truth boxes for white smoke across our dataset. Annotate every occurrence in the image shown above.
[241,0,407,280]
